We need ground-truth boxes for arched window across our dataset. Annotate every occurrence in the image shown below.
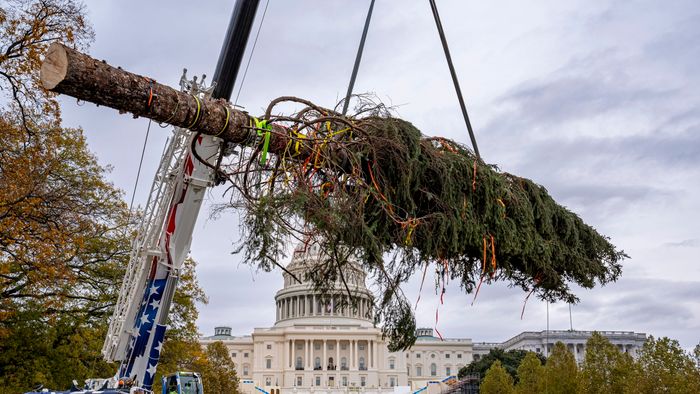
[296,356,303,370]
[359,356,366,370]
[266,358,272,369]
[430,363,437,376]
[341,357,347,370]
[389,358,395,370]
[416,365,422,376]
[328,357,335,369]
[314,357,321,370]
[243,364,250,376]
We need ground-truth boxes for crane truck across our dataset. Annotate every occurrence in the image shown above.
[25,1,262,392]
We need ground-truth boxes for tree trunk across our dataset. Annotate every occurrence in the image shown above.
[40,42,290,154]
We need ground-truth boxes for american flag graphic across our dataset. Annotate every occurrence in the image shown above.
[120,277,168,388]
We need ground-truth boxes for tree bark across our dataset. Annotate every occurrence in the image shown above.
[40,42,290,154]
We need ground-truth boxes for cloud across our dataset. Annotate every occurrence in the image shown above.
[664,239,700,248]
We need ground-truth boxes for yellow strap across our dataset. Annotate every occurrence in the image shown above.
[214,105,230,136]
[186,95,201,129]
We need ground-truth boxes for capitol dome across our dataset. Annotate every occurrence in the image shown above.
[274,242,374,328]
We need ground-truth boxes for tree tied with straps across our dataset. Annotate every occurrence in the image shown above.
[41,43,627,351]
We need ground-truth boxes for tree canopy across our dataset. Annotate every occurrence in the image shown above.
[459,348,543,383]
[514,352,544,394]
[579,332,634,394]
[0,0,93,126]
[480,361,514,394]
[631,336,700,393]
[543,342,580,394]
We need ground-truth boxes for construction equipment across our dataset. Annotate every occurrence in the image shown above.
[25,0,261,392]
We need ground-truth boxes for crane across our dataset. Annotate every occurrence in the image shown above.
[27,0,486,391]
[25,1,262,392]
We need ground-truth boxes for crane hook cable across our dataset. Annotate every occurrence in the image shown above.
[128,119,152,212]
[428,0,481,159]
[342,0,376,115]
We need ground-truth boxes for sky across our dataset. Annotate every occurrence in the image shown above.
[57,0,699,349]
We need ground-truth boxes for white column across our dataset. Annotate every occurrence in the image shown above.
[323,339,327,370]
[306,340,310,369]
[336,340,340,369]
[373,339,378,369]
[354,340,358,369]
[282,338,287,374]
[312,295,316,315]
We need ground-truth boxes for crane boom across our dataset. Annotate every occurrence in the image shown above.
[103,75,222,391]
[104,0,261,389]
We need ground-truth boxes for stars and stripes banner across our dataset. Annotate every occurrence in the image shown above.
[120,277,168,387]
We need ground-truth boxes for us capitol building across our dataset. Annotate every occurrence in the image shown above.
[200,244,472,394]
[200,243,646,394]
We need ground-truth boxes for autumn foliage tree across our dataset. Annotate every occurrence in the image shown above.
[543,342,580,394]
[514,352,544,394]
[631,336,700,393]
[579,332,634,394]
[0,0,125,316]
[0,1,132,391]
[0,0,93,126]
[480,361,514,394]
[0,118,131,324]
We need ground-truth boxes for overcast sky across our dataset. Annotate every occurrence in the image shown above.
[58,0,699,349]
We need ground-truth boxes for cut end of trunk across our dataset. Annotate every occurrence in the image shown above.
[40,42,68,90]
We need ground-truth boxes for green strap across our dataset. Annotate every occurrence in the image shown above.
[254,117,273,165]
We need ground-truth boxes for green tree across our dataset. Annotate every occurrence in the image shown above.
[201,341,239,393]
[631,336,700,393]
[481,360,514,394]
[515,352,544,394]
[459,348,543,383]
[0,306,117,393]
[543,342,579,394]
[579,332,634,394]
[693,343,700,369]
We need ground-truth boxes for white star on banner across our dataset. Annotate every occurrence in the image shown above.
[155,341,163,353]
[149,299,161,310]
[146,363,158,377]
[149,284,159,295]
[140,313,150,325]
